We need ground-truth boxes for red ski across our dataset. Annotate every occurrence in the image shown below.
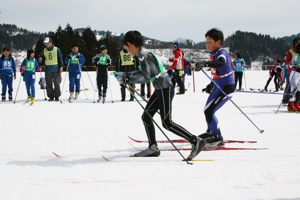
[128,136,257,144]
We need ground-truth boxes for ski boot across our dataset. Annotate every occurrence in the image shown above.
[294,101,300,111]
[199,129,224,147]
[185,135,206,161]
[9,95,12,101]
[2,95,5,102]
[31,97,36,104]
[69,92,74,103]
[102,93,106,104]
[131,144,160,157]
[288,101,297,112]
[27,96,32,102]
[75,92,79,100]
[97,92,102,103]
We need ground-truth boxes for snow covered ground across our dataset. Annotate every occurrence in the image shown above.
[0,70,299,200]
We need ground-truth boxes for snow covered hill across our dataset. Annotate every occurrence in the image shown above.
[0,71,299,200]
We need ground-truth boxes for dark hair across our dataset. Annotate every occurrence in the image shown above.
[276,60,282,64]
[27,49,35,59]
[1,47,12,61]
[3,47,10,52]
[292,38,300,47]
[123,31,144,48]
[235,52,242,58]
[71,44,79,48]
[205,28,224,45]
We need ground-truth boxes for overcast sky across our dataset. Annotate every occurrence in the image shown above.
[1,0,299,43]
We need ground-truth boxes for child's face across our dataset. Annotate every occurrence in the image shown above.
[30,52,35,58]
[72,47,79,54]
[3,50,10,58]
[125,42,140,56]
[206,36,221,52]
[101,49,107,55]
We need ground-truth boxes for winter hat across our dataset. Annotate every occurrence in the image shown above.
[100,45,107,52]
[173,42,179,48]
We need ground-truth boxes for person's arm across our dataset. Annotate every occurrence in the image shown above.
[38,50,44,63]
[170,50,180,70]
[57,48,64,73]
[207,56,226,68]
[79,53,85,65]
[64,53,71,65]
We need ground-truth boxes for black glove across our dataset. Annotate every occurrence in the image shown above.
[122,73,129,84]
[195,61,208,71]
[21,72,24,77]
[107,58,111,65]
[67,55,71,60]
[202,82,215,94]
[76,55,80,59]
[0,74,2,79]
[14,73,16,80]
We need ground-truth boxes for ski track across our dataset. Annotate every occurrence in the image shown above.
[0,71,299,200]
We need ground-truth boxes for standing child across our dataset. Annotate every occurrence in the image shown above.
[233,52,245,91]
[195,28,236,147]
[64,44,85,101]
[264,60,282,92]
[0,47,16,101]
[92,45,111,102]
[123,31,205,160]
[20,49,40,103]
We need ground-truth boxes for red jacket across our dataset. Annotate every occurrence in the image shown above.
[169,48,184,70]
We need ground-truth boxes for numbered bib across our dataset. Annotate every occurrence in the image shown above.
[25,60,36,72]
[98,54,107,65]
[70,55,79,65]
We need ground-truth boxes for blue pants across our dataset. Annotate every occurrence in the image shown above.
[1,73,13,96]
[97,73,107,94]
[69,72,81,93]
[24,72,36,97]
[204,84,235,135]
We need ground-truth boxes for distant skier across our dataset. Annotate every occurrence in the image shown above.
[0,47,16,101]
[233,52,245,91]
[195,28,235,147]
[92,45,111,102]
[287,43,300,111]
[121,30,205,160]
[20,49,41,104]
[264,60,282,92]
[64,44,85,101]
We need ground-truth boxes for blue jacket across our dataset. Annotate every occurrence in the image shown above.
[0,55,16,76]
[38,45,63,73]
[21,58,40,74]
[64,52,85,73]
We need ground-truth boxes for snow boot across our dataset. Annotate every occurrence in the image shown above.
[27,96,32,102]
[288,101,297,112]
[131,144,160,157]
[294,101,300,111]
[186,135,206,161]
[9,95,12,101]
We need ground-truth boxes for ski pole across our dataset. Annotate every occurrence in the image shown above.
[93,67,98,103]
[39,67,47,100]
[275,71,295,114]
[60,62,70,104]
[243,70,247,91]
[201,69,264,133]
[106,68,114,103]
[78,63,87,100]
[13,74,22,104]
[124,83,192,165]
[83,66,95,91]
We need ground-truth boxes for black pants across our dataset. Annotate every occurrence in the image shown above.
[120,83,135,100]
[141,83,151,98]
[172,71,185,94]
[45,72,61,99]
[142,86,193,146]
[234,71,243,90]
[97,73,107,94]
[265,71,280,91]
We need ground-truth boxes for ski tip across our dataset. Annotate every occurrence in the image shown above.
[130,154,136,157]
[102,155,109,161]
[52,151,60,157]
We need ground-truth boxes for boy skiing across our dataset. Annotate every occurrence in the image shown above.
[0,47,16,101]
[20,49,41,104]
[64,44,85,102]
[195,28,235,147]
[92,45,111,103]
[122,31,205,160]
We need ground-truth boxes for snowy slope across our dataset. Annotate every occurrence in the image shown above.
[0,71,299,200]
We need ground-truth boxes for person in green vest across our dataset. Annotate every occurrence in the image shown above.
[38,37,64,101]
[20,49,41,104]
[116,48,136,101]
[92,45,111,102]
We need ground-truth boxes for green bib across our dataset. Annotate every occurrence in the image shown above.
[70,55,79,65]
[137,51,166,82]
[98,54,107,65]
[25,59,36,72]
[44,47,58,66]
[297,55,300,67]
